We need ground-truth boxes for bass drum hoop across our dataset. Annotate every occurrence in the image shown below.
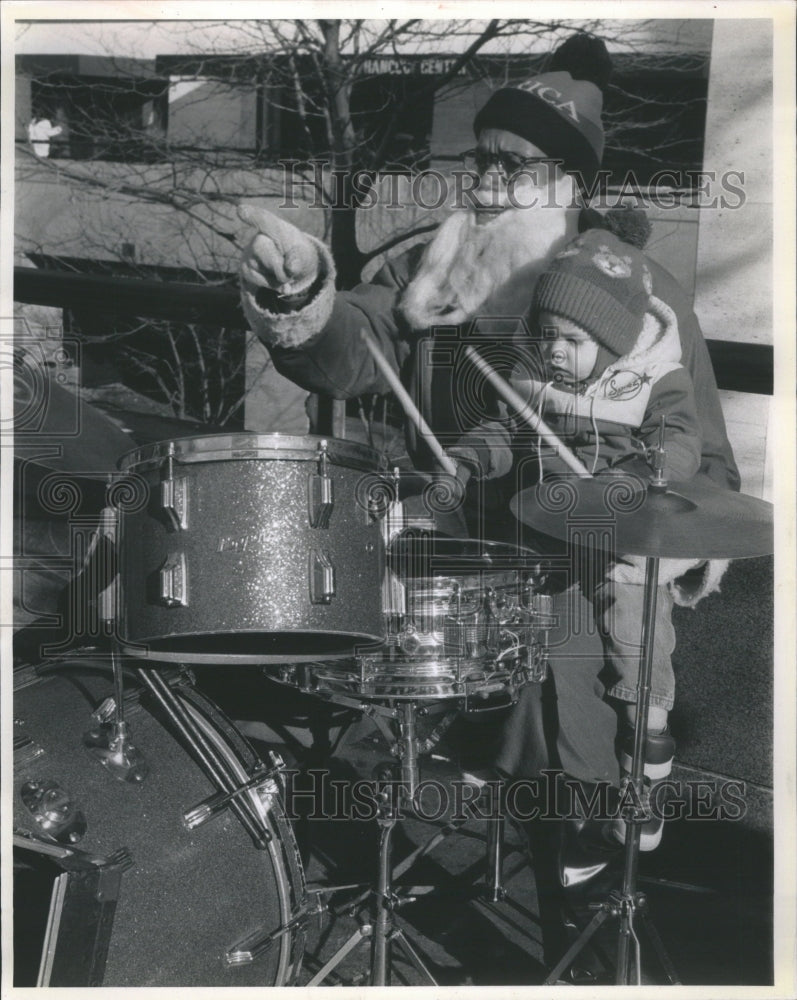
[177,690,304,985]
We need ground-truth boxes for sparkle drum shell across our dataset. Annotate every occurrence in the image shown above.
[116,434,388,663]
[12,665,305,987]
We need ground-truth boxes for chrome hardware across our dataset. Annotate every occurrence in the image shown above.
[19,780,87,844]
[84,720,150,784]
[160,443,189,530]
[159,552,188,607]
[91,696,117,725]
[14,731,45,768]
[183,762,282,832]
[84,643,149,783]
[225,896,325,967]
[308,440,334,528]
[309,549,335,604]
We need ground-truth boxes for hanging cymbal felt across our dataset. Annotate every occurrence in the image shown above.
[510,475,773,560]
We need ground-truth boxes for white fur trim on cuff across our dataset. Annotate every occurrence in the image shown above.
[240,235,337,349]
[668,559,730,608]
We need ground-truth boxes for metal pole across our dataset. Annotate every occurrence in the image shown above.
[616,555,660,984]
[371,816,396,985]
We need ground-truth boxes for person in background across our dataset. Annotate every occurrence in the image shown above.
[27,113,63,158]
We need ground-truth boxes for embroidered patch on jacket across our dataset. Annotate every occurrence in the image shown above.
[601,369,652,401]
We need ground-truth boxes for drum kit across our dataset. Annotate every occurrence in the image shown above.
[13,411,774,987]
[12,430,555,987]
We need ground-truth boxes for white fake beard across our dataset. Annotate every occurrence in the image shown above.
[400,175,577,330]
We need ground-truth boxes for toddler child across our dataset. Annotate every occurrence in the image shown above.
[452,227,704,850]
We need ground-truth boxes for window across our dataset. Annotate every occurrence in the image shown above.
[30,73,168,163]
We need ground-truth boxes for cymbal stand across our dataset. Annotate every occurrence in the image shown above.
[544,552,680,985]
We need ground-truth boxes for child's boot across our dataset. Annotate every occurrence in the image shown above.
[611,725,676,851]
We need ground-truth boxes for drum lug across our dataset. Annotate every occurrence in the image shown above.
[160,446,189,530]
[308,443,334,528]
[19,780,87,845]
[159,552,188,607]
[309,549,335,604]
[226,896,323,967]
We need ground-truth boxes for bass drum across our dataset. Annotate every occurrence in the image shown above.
[13,663,305,987]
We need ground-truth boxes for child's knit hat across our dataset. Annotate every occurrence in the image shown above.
[533,228,652,364]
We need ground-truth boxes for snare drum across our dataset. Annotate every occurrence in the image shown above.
[116,434,388,663]
[280,537,555,706]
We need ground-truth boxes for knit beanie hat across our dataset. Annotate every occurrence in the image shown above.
[533,228,653,366]
[473,35,611,184]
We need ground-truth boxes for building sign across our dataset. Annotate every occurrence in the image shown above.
[358,57,461,76]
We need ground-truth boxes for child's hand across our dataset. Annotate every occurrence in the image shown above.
[447,446,481,485]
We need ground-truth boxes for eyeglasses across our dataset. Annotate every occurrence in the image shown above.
[460,148,555,180]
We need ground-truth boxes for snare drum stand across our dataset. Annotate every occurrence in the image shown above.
[305,772,437,987]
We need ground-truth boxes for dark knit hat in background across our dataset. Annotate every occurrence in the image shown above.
[533,228,653,363]
[473,34,612,184]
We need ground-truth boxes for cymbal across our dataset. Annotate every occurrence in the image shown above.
[510,476,773,559]
[15,375,135,476]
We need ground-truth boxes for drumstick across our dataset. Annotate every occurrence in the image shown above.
[463,345,592,479]
[359,328,458,477]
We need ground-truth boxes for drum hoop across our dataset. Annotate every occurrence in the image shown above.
[118,433,384,473]
[389,535,543,569]
[13,668,306,987]
[180,696,304,986]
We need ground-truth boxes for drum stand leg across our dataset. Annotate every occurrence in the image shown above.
[83,640,149,783]
[543,556,680,986]
[306,786,437,987]
[485,812,507,902]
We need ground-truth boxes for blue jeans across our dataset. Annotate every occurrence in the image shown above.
[495,581,675,789]
[590,579,676,712]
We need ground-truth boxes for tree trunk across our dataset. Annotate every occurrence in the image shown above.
[329,177,366,289]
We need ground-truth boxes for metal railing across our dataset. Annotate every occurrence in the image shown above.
[14,265,773,395]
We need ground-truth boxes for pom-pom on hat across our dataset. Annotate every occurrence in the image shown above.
[533,229,652,361]
[473,34,611,184]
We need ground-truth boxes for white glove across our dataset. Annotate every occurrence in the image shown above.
[238,204,320,300]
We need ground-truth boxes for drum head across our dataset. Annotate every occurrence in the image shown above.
[119,432,382,474]
[13,664,304,987]
[389,532,543,577]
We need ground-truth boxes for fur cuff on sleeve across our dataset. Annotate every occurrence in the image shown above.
[240,235,337,349]
[668,558,730,608]
[608,555,731,608]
